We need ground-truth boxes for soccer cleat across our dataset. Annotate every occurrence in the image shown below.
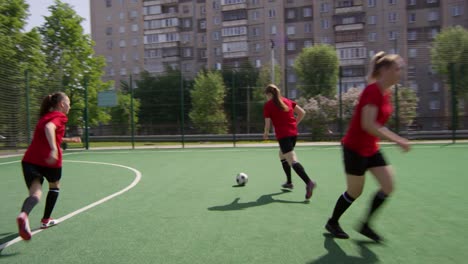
[281,182,294,189]
[305,181,316,201]
[41,218,59,229]
[325,219,349,239]
[17,212,32,241]
[359,223,382,242]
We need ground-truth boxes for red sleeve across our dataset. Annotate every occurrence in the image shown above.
[50,115,68,127]
[359,85,381,108]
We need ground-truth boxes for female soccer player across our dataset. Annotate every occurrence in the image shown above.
[263,84,316,201]
[325,52,410,242]
[16,92,81,240]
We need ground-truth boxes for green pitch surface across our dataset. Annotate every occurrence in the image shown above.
[1,144,467,264]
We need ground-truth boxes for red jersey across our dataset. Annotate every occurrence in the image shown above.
[22,111,68,168]
[342,83,392,156]
[263,98,298,140]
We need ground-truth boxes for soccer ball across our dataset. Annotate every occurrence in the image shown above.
[236,172,248,185]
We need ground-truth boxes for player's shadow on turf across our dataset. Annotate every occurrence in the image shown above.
[307,234,379,264]
[207,191,306,211]
[0,233,17,245]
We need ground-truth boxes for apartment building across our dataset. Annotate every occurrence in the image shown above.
[90,0,468,129]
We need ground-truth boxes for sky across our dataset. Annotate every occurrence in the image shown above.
[24,0,90,34]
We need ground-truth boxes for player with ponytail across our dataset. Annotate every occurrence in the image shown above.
[16,92,81,240]
[325,52,410,242]
[263,84,316,201]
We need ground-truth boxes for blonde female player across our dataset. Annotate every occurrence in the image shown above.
[16,92,81,240]
[325,52,411,242]
[263,84,316,202]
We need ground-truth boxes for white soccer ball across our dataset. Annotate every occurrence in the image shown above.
[236,172,248,185]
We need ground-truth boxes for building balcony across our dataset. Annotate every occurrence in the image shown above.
[143,0,177,5]
[222,3,247,11]
[144,27,179,35]
[222,19,248,27]
[335,23,364,31]
[144,13,178,20]
[339,59,366,66]
[144,41,180,49]
[223,51,248,58]
[222,35,248,43]
[335,5,363,14]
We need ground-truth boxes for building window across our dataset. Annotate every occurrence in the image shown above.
[368,32,377,41]
[408,48,417,58]
[429,28,438,39]
[388,12,397,23]
[427,0,437,3]
[255,43,261,52]
[268,9,276,18]
[321,19,329,29]
[106,0,112,8]
[132,38,138,46]
[287,9,295,19]
[255,59,261,68]
[213,31,220,40]
[121,53,126,62]
[120,26,125,33]
[304,40,312,47]
[271,25,277,34]
[287,41,296,51]
[320,3,329,13]
[408,30,417,40]
[428,11,439,21]
[305,23,312,33]
[119,40,126,47]
[409,13,416,23]
[432,82,439,92]
[388,31,397,40]
[120,68,127,76]
[368,0,376,7]
[368,15,376,25]
[106,56,113,63]
[106,40,113,49]
[388,0,396,5]
[303,7,312,17]
[288,58,295,66]
[106,27,112,35]
[451,6,462,17]
[252,11,259,20]
[408,0,416,5]
[287,25,295,35]
[131,24,138,32]
[429,100,440,110]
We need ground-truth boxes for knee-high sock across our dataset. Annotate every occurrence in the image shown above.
[329,192,355,223]
[281,159,292,183]
[21,196,39,215]
[43,188,60,219]
[291,162,311,184]
[364,191,388,224]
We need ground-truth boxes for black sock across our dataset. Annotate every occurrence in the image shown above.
[329,192,355,224]
[291,162,311,184]
[43,188,60,219]
[364,191,388,224]
[281,159,292,183]
[21,196,39,215]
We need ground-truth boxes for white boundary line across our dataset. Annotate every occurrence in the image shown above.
[0,160,142,251]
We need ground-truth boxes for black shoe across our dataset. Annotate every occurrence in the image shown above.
[325,219,349,239]
[359,223,382,243]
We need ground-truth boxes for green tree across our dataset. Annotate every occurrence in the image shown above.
[0,0,46,146]
[391,86,419,130]
[189,71,227,134]
[39,0,110,135]
[134,69,188,134]
[222,61,259,133]
[294,44,339,98]
[109,82,140,135]
[431,26,468,97]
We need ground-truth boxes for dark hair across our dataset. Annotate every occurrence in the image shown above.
[39,92,67,117]
[264,84,288,112]
[367,51,402,83]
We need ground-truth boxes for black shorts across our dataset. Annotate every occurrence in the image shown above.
[342,145,387,176]
[278,136,297,154]
[21,161,62,188]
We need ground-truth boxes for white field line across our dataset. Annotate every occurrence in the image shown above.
[0,160,142,251]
